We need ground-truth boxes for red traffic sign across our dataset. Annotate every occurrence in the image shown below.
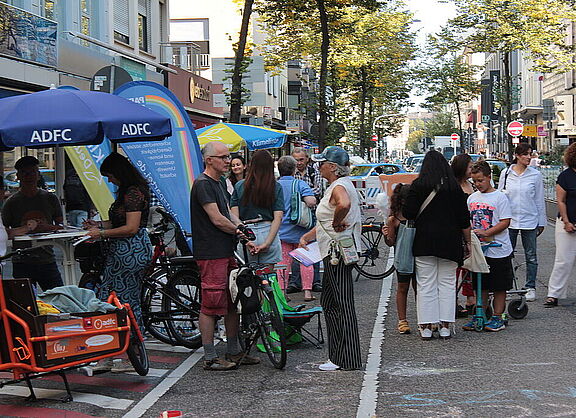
[450,133,460,141]
[507,121,524,137]
[371,134,378,142]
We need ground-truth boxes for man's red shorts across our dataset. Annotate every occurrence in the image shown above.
[196,257,237,316]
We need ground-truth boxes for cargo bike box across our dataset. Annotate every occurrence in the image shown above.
[0,278,130,369]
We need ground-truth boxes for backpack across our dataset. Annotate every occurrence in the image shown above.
[229,267,261,314]
[290,180,315,229]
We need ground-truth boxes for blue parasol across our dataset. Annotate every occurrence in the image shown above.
[0,88,172,148]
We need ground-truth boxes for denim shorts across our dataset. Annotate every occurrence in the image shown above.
[238,221,282,265]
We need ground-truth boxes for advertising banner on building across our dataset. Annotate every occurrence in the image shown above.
[481,79,491,125]
[489,70,501,122]
[555,95,576,136]
[114,81,204,247]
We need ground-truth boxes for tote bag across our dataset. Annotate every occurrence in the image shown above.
[290,180,315,229]
[393,189,437,274]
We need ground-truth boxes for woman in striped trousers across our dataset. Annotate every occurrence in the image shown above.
[300,146,362,371]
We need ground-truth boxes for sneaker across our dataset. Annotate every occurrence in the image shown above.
[397,319,411,334]
[525,288,536,302]
[419,327,433,340]
[225,352,261,366]
[439,327,451,339]
[319,360,340,371]
[312,284,323,292]
[111,360,135,373]
[484,316,506,332]
[462,319,475,331]
[203,357,237,371]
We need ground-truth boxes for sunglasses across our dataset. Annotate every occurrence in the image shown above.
[210,155,231,161]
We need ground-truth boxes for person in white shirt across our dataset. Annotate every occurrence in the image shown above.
[497,143,546,301]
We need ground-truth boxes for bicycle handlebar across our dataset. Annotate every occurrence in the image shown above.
[0,247,40,262]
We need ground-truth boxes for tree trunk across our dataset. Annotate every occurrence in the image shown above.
[455,100,463,153]
[359,67,367,158]
[316,0,329,151]
[229,0,254,124]
[503,50,513,160]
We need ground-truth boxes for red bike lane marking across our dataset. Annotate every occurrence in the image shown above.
[0,404,106,418]
[39,373,154,393]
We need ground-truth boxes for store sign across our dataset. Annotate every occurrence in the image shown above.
[523,125,538,137]
[189,78,210,103]
[490,70,501,122]
[537,126,547,137]
[556,95,576,135]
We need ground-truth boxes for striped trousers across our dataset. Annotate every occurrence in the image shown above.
[321,257,362,370]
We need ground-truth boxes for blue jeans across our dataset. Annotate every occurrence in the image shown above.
[290,259,322,288]
[67,210,88,227]
[508,228,538,289]
[12,262,63,292]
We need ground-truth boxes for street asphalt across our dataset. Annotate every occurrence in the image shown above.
[0,217,574,417]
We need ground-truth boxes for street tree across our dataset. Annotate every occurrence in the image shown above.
[406,129,425,154]
[424,112,457,139]
[256,0,381,150]
[438,0,576,158]
[416,51,481,150]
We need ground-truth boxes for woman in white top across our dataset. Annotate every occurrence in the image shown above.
[299,146,362,371]
[497,143,546,301]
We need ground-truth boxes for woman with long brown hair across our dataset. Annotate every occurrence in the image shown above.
[230,150,283,265]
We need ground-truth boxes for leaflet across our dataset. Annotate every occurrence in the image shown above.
[289,242,322,267]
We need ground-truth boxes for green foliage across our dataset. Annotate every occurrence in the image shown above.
[424,112,457,138]
[407,129,425,154]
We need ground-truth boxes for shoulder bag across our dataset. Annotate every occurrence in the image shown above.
[394,188,437,274]
[318,220,359,266]
[290,180,315,229]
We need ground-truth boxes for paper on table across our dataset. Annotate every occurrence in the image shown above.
[289,241,322,267]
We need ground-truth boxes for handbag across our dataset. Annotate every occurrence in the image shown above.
[393,188,437,274]
[319,222,359,266]
[290,180,315,229]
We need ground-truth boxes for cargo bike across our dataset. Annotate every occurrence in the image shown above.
[0,248,148,403]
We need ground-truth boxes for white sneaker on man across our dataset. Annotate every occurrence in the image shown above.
[525,288,536,302]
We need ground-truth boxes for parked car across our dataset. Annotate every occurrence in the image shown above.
[405,154,424,171]
[4,169,56,193]
[484,159,509,186]
[350,163,407,179]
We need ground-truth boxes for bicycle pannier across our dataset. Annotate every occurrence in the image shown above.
[229,267,260,314]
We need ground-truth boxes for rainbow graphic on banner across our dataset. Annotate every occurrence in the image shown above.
[114,81,203,250]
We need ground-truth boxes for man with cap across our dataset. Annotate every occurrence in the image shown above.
[2,156,64,290]
[299,146,363,371]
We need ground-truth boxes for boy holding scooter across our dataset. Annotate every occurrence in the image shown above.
[463,161,514,332]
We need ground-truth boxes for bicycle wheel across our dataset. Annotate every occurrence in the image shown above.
[258,288,287,369]
[141,269,177,345]
[354,225,394,279]
[127,330,149,376]
[163,268,202,349]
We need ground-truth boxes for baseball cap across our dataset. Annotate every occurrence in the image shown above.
[311,146,349,166]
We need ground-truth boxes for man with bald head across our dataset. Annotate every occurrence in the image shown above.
[191,141,260,370]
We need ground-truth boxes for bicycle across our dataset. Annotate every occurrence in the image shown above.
[76,208,202,349]
[354,218,395,280]
[233,222,287,369]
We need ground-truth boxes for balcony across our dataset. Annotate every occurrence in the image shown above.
[0,3,57,68]
[160,42,209,75]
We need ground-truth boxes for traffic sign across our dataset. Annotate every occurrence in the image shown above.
[371,134,378,142]
[507,121,524,137]
[512,137,520,145]
[451,133,460,141]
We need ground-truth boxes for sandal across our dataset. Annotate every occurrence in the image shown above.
[397,319,411,334]
[543,297,558,307]
[456,304,468,318]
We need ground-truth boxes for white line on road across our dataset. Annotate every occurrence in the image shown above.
[126,367,169,378]
[356,248,394,418]
[123,347,206,418]
[145,341,194,354]
[0,385,133,410]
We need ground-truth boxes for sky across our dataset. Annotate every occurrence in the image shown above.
[406,0,457,110]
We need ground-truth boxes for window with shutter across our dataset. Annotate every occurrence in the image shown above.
[114,0,130,44]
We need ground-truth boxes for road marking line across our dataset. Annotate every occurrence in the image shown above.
[126,367,168,378]
[0,386,133,410]
[145,341,192,353]
[357,248,394,418]
[122,347,206,418]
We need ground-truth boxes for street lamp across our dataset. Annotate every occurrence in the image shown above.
[372,113,402,162]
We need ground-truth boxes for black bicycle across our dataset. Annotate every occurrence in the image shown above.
[354,219,395,280]
[234,223,287,369]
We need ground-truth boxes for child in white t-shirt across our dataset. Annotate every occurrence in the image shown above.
[464,161,513,332]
